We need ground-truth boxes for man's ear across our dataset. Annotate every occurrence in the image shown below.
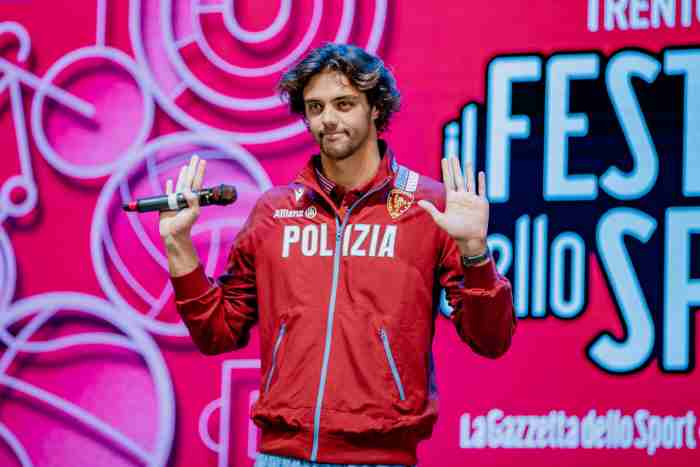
[371,105,379,120]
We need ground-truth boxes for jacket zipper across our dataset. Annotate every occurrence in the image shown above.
[310,179,391,461]
[378,327,406,401]
[264,322,286,393]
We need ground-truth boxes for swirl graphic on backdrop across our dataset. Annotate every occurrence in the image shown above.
[0,292,174,467]
[0,227,15,312]
[0,22,97,220]
[129,0,388,144]
[29,0,155,179]
[1,9,154,220]
[91,132,271,338]
[29,45,154,179]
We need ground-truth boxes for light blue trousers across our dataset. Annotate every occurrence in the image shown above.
[254,453,416,467]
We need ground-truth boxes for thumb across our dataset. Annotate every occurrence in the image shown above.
[417,200,442,223]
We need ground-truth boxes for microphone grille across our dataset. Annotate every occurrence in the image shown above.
[212,184,237,205]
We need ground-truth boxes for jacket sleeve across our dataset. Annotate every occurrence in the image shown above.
[438,234,516,358]
[170,202,262,355]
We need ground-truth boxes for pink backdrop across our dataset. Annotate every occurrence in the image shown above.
[1,1,698,466]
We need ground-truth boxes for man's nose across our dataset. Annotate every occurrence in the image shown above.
[320,106,339,127]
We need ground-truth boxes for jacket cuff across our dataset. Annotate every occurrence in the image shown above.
[171,264,212,301]
[462,258,499,290]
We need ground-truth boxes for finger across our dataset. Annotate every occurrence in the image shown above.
[441,158,455,192]
[175,166,187,193]
[451,156,466,192]
[417,200,443,223]
[192,159,206,191]
[185,190,200,210]
[165,179,173,195]
[478,171,487,198]
[465,162,475,193]
[185,155,199,192]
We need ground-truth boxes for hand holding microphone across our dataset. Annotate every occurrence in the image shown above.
[150,155,235,277]
[122,184,237,212]
[156,155,210,241]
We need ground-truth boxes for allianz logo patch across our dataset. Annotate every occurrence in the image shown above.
[273,207,317,219]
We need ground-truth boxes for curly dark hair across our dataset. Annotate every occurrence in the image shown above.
[277,43,401,133]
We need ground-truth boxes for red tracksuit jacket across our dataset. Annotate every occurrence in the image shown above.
[171,144,516,465]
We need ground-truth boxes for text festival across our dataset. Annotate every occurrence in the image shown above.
[441,46,700,375]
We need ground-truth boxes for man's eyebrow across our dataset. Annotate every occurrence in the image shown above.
[333,95,359,101]
[304,95,360,104]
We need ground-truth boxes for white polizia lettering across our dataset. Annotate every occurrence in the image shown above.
[282,224,397,258]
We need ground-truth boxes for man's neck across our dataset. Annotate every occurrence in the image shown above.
[319,137,382,191]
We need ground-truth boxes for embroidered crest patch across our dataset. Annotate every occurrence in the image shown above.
[387,189,414,219]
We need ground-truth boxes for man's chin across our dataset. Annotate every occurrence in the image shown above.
[321,142,354,160]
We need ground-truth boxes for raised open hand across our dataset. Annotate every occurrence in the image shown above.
[159,155,207,240]
[417,155,489,257]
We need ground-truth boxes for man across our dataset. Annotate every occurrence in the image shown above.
[161,43,515,467]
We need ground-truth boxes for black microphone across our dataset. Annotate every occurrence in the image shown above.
[122,184,237,212]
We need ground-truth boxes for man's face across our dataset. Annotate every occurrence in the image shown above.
[303,69,378,160]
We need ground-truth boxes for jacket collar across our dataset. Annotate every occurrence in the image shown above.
[294,139,397,196]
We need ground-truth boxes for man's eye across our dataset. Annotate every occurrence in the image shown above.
[337,101,352,110]
[308,103,322,113]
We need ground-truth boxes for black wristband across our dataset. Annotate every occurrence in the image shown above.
[461,246,490,268]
